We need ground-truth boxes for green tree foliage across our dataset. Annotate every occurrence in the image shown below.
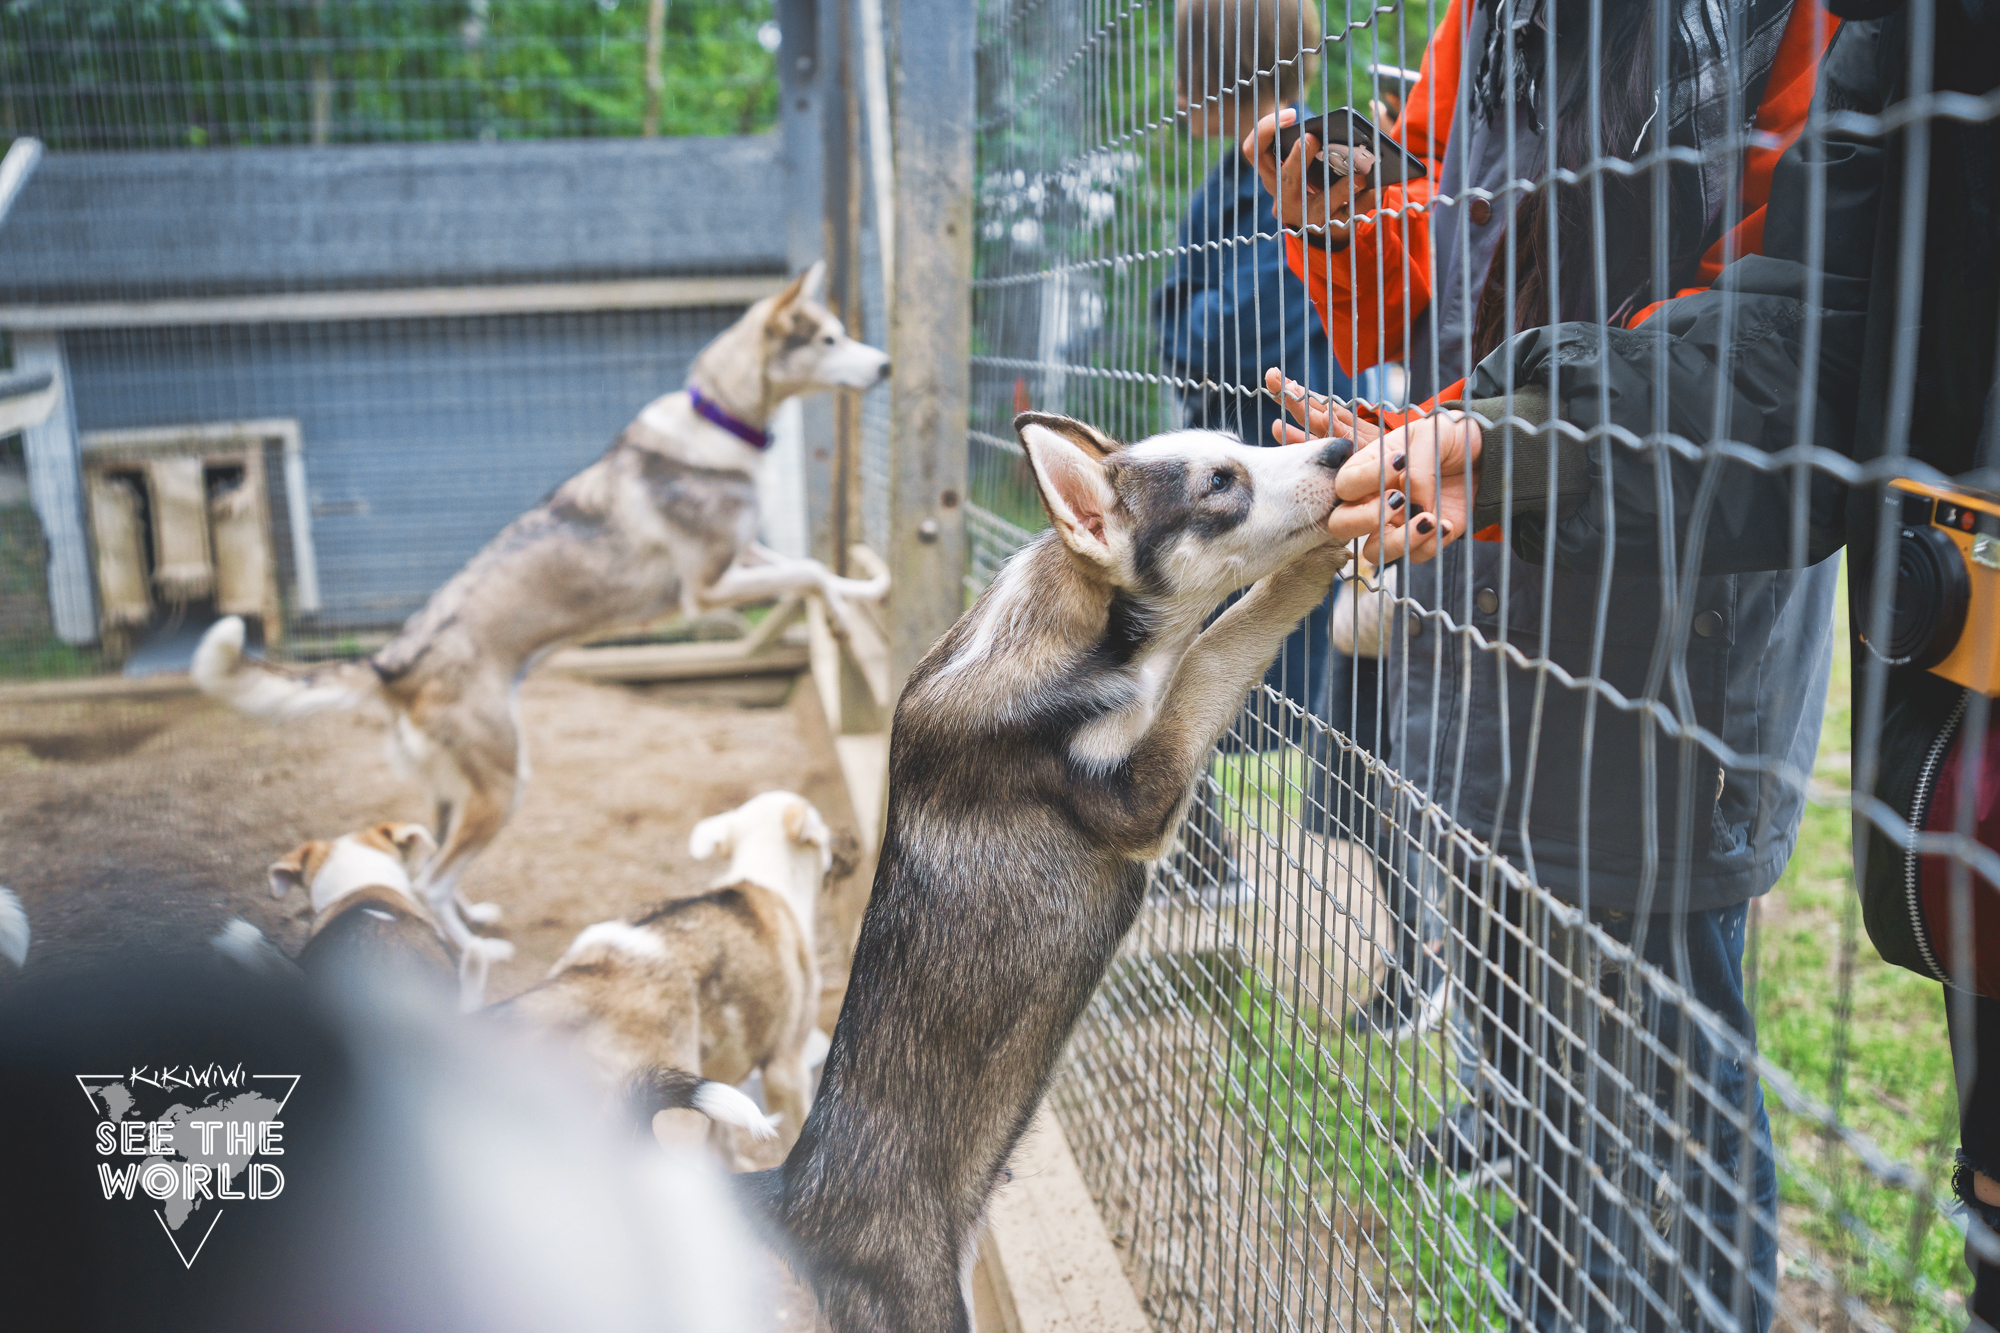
[0,0,778,149]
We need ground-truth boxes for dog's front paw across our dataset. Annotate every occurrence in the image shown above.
[1239,543,1350,622]
[1295,540,1352,577]
[464,901,503,925]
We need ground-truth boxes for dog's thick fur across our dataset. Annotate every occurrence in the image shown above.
[748,413,1352,1333]
[296,884,458,987]
[191,264,890,991]
[493,792,850,1152]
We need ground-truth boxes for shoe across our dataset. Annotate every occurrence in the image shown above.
[1409,1100,1516,1187]
[1351,939,1450,1041]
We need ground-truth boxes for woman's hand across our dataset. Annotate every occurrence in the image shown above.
[1333,412,1483,564]
[1242,112,1379,251]
[1264,369,1384,447]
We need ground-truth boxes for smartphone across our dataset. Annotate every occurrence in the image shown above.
[1270,108,1427,190]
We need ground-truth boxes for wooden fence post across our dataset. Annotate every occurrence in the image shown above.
[884,0,973,698]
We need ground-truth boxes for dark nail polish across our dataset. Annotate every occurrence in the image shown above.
[1416,516,1434,535]
[1388,492,1406,509]
[1391,454,1406,471]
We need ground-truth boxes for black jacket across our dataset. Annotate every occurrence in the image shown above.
[1464,0,2000,966]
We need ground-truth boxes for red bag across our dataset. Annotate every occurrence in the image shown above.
[1913,700,2000,998]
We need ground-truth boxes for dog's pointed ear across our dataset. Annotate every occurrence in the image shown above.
[380,822,438,870]
[268,842,322,900]
[689,813,733,863]
[766,261,823,328]
[1018,415,1119,562]
[1014,411,1119,460]
[798,259,826,305]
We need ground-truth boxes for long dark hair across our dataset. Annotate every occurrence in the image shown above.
[1469,0,1664,362]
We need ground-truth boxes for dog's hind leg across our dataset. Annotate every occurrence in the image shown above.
[419,750,519,1009]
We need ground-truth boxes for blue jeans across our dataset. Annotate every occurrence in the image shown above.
[1453,885,1777,1333]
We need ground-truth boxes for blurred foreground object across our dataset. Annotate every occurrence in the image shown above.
[0,951,761,1333]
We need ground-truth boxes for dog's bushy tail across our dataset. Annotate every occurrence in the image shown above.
[193,616,383,722]
[210,918,303,980]
[0,887,29,970]
[626,1066,779,1141]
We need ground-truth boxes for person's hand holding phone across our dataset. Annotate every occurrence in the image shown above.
[1242,110,1379,251]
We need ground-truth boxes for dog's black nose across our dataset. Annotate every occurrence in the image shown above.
[1314,438,1355,472]
[878,360,893,380]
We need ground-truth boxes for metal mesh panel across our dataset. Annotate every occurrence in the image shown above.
[0,2,782,678]
[1,0,779,148]
[973,2,1997,1331]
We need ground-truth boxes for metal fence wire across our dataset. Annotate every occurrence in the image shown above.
[4,0,1997,1329]
[0,1,786,677]
[970,2,1996,1332]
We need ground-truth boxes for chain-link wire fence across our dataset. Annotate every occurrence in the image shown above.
[971,2,1998,1331]
[1,0,778,147]
[4,1,1996,1329]
[0,0,785,679]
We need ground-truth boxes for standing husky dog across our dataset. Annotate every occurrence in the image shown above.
[192,263,889,995]
[494,792,848,1155]
[750,413,1371,1333]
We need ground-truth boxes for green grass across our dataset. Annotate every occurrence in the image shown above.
[1754,557,1968,1329]
[1195,556,1968,1326]
[1222,974,1513,1331]
[0,632,105,681]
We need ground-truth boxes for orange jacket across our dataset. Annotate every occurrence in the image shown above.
[1285,0,1838,390]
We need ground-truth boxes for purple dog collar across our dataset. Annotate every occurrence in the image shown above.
[687,387,770,451]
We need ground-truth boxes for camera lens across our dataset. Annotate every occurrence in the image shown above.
[1885,525,1971,668]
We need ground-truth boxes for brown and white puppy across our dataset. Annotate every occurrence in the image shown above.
[744,414,1354,1333]
[190,262,890,985]
[266,822,474,1001]
[493,791,842,1156]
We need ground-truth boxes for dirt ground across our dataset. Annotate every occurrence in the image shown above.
[0,668,868,1329]
[0,670,869,1001]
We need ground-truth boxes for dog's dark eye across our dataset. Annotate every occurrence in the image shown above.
[821,334,837,345]
[1209,469,1233,493]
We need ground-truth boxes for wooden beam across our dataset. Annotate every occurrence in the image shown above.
[981,1110,1153,1333]
[545,638,809,684]
[0,275,789,332]
[0,671,198,706]
[884,0,973,698]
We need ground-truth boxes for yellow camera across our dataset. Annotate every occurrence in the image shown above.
[1867,479,2000,696]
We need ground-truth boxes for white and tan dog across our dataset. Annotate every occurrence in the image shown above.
[493,792,846,1157]
[265,821,477,1001]
[191,262,890,985]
